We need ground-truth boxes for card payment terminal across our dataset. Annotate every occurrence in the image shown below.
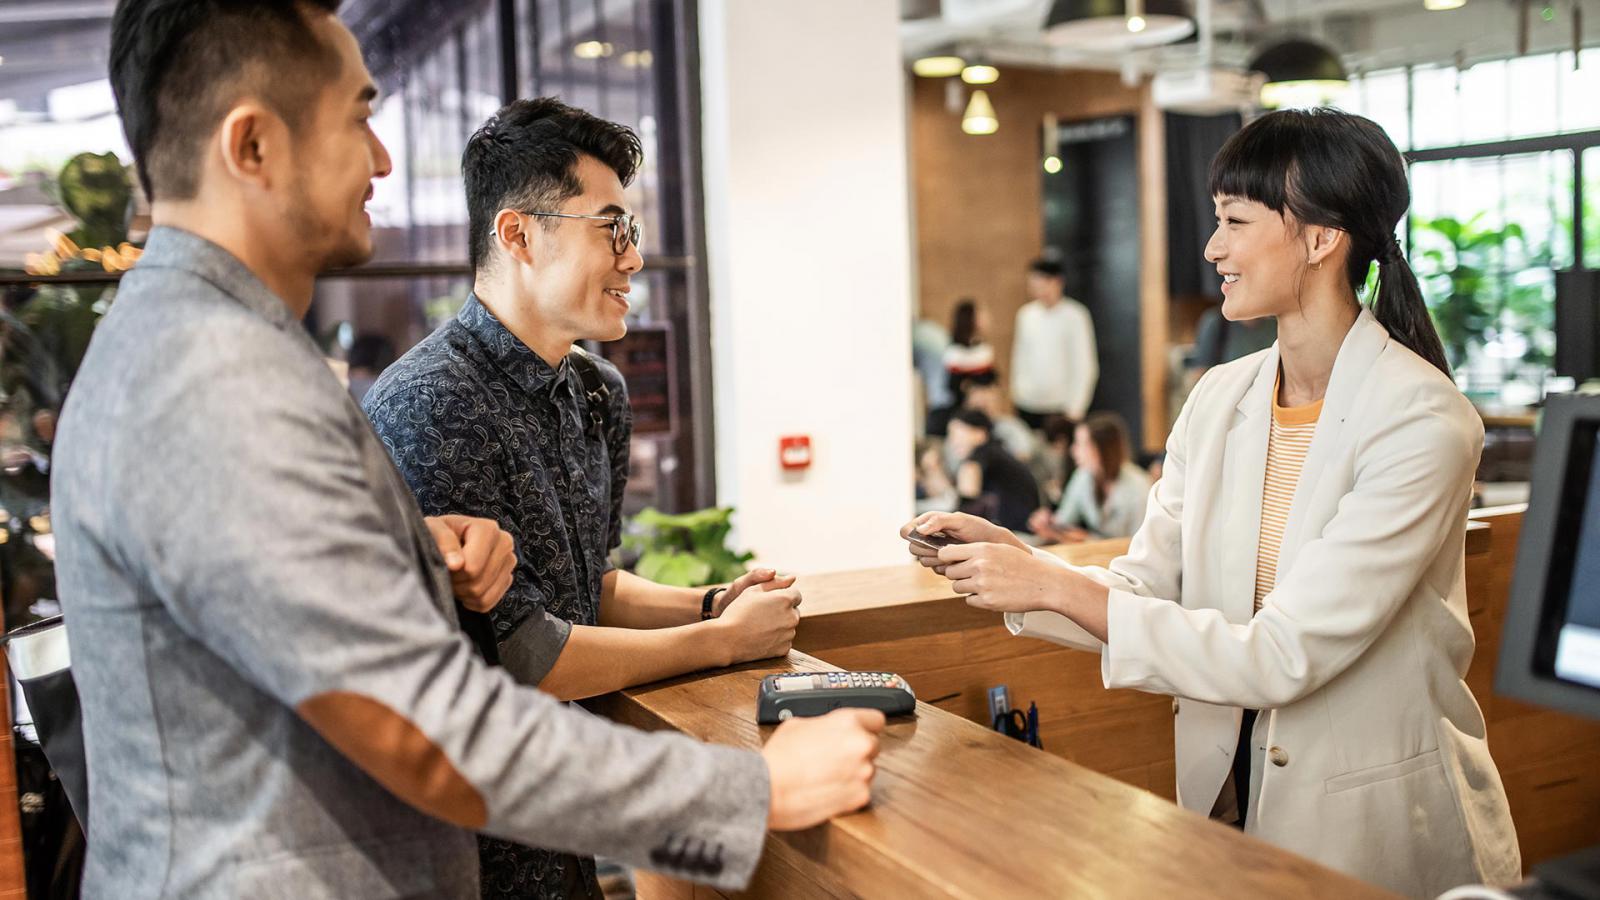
[756,671,916,724]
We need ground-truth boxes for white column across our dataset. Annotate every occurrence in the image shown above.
[699,0,916,574]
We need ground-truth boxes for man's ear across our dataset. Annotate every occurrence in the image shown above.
[494,209,538,268]
[215,102,285,190]
[1305,224,1346,269]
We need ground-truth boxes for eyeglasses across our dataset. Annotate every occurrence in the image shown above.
[523,211,642,256]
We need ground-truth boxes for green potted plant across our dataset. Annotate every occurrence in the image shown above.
[620,506,755,588]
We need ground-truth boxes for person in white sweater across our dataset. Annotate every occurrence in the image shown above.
[1010,257,1098,428]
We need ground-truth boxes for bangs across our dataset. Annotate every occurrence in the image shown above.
[1207,113,1300,214]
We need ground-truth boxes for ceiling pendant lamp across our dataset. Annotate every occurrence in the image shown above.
[912,54,967,78]
[961,63,1000,85]
[962,90,998,135]
[1044,0,1195,49]
[1249,37,1349,109]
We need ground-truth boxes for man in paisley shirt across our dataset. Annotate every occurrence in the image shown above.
[365,98,812,898]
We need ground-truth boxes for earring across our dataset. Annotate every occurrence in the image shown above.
[1309,260,1323,271]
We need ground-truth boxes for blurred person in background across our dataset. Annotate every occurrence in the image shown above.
[942,298,994,406]
[1028,412,1149,544]
[1011,257,1096,429]
[1032,414,1077,508]
[946,408,1040,534]
[960,371,1036,463]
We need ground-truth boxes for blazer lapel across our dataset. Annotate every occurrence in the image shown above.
[1218,348,1278,625]
[1275,309,1390,581]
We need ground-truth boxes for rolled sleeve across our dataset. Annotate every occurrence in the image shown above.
[499,607,573,685]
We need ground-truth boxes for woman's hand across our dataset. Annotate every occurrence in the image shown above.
[935,541,1067,614]
[899,511,1026,573]
[938,542,1111,641]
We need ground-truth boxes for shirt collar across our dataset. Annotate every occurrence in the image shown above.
[456,293,575,399]
[135,226,300,331]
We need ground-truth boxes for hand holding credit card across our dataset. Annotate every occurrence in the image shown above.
[906,531,961,550]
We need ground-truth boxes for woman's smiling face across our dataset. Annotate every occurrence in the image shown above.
[1204,194,1310,322]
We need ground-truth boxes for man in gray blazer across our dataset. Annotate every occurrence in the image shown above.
[48,2,884,896]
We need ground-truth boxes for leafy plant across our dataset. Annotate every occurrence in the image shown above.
[621,506,754,587]
[1411,212,1554,373]
[52,151,133,251]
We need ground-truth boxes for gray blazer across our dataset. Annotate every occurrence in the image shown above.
[51,227,769,898]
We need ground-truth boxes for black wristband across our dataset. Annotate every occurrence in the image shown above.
[702,587,726,621]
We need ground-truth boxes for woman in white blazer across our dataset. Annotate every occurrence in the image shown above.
[902,109,1520,898]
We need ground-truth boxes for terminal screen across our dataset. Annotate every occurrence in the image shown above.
[1556,434,1600,690]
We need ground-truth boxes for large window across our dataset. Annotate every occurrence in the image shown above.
[1342,53,1600,406]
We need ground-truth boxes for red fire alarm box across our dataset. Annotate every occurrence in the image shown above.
[779,435,812,470]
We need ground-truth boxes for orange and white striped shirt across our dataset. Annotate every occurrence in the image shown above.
[1255,384,1323,612]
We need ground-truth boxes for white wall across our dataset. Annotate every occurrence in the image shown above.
[700,0,916,575]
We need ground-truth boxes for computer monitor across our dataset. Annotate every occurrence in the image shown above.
[1496,392,1600,721]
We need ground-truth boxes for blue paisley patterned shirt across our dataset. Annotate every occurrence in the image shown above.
[363,293,632,900]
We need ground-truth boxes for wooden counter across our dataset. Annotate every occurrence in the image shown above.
[590,650,1391,900]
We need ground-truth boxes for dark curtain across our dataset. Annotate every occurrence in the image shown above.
[1166,112,1243,299]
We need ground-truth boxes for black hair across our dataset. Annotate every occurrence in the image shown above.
[950,299,980,347]
[950,408,994,434]
[1208,108,1450,377]
[1028,257,1064,280]
[110,0,343,201]
[462,97,644,272]
[1040,414,1075,445]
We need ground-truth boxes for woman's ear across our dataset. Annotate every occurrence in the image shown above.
[1305,225,1346,269]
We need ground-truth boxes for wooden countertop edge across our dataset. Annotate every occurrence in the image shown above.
[589,651,1395,899]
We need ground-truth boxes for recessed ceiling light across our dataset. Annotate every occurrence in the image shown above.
[1423,0,1465,9]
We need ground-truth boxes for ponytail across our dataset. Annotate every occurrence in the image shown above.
[1371,236,1451,377]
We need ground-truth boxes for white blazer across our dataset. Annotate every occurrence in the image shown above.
[1008,310,1520,897]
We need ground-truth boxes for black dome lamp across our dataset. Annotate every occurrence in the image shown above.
[1044,0,1195,49]
[1249,38,1349,109]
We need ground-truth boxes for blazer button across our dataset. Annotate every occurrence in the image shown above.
[1268,746,1289,767]
[1172,699,1180,716]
